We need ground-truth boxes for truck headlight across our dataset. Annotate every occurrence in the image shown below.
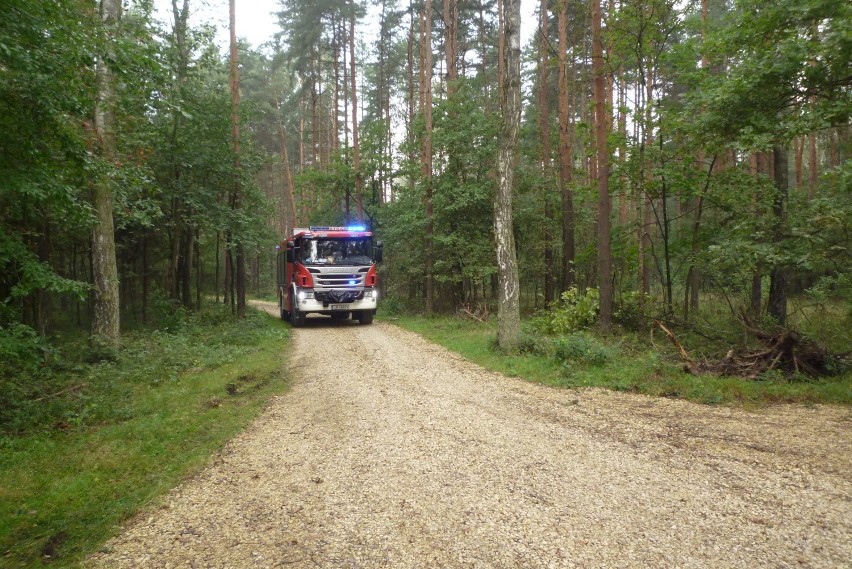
[297,290,314,300]
[365,289,377,298]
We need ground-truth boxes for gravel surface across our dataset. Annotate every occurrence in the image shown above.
[90,305,852,568]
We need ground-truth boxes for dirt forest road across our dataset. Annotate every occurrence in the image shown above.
[91,303,852,568]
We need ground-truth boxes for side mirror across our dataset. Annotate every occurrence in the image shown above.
[286,242,296,263]
[374,241,384,263]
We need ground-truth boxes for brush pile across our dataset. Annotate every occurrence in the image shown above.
[656,317,847,379]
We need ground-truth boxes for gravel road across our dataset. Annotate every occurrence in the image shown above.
[91,305,851,568]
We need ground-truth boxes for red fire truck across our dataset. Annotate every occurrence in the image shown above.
[276,226,383,326]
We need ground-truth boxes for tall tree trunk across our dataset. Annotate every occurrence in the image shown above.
[181,223,194,309]
[617,63,628,226]
[556,1,575,291]
[91,0,122,349]
[495,0,521,350]
[768,145,789,326]
[407,1,416,192]
[275,105,299,227]
[421,0,435,313]
[592,0,612,329]
[497,0,505,104]
[444,0,458,94]
[350,0,363,222]
[748,152,764,317]
[794,136,804,189]
[477,1,491,109]
[229,0,245,318]
[539,0,554,305]
[332,15,340,159]
[808,131,818,198]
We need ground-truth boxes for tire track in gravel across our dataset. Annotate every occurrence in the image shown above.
[90,307,852,568]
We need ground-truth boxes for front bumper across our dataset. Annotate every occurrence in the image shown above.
[294,290,378,314]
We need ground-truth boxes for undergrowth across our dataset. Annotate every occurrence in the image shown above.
[0,304,290,568]
[391,314,851,407]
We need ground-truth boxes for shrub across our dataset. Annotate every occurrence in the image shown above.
[552,332,614,366]
[614,291,649,330]
[0,323,51,373]
[532,287,600,335]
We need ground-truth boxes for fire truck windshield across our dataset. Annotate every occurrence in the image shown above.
[299,238,373,266]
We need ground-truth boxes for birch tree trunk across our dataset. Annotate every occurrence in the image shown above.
[495,0,521,350]
[91,0,122,349]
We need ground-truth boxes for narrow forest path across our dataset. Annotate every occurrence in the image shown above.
[90,304,851,568]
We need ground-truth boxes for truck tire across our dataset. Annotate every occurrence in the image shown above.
[290,291,306,327]
[279,297,288,321]
[292,303,306,327]
[357,310,374,325]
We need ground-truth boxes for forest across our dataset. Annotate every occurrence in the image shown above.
[1,0,850,380]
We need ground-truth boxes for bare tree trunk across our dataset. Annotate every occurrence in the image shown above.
[539,0,554,305]
[592,0,612,329]
[407,1,416,192]
[350,0,363,222]
[497,0,504,105]
[768,145,789,326]
[421,0,435,313]
[808,131,818,198]
[495,0,521,350]
[91,0,122,349]
[332,16,340,159]
[617,62,628,226]
[556,2,574,291]
[794,136,804,189]
[275,105,299,227]
[444,0,458,94]
[229,0,245,318]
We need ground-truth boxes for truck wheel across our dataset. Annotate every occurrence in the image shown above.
[357,310,374,325]
[291,302,306,327]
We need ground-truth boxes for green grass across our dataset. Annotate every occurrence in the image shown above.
[0,306,290,568]
[389,315,851,408]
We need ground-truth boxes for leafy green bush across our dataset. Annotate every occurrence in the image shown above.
[0,304,286,436]
[531,287,600,335]
[614,291,649,330]
[553,332,615,366]
[0,323,52,373]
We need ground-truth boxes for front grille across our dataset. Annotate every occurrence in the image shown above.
[304,265,371,304]
[315,290,363,303]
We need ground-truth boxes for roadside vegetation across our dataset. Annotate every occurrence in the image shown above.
[387,291,851,408]
[0,304,289,568]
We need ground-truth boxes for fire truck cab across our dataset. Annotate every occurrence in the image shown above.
[276,226,382,326]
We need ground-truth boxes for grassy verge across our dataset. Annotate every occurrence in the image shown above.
[0,305,290,568]
[389,315,851,407]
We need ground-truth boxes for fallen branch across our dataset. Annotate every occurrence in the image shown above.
[655,320,694,365]
[31,383,88,403]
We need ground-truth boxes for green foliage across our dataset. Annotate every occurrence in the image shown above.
[531,288,600,335]
[0,304,283,436]
[0,306,289,567]
[613,291,649,330]
[395,315,851,407]
[554,333,615,367]
[0,324,55,375]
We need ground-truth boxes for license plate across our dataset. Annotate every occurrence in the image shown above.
[330,304,347,310]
